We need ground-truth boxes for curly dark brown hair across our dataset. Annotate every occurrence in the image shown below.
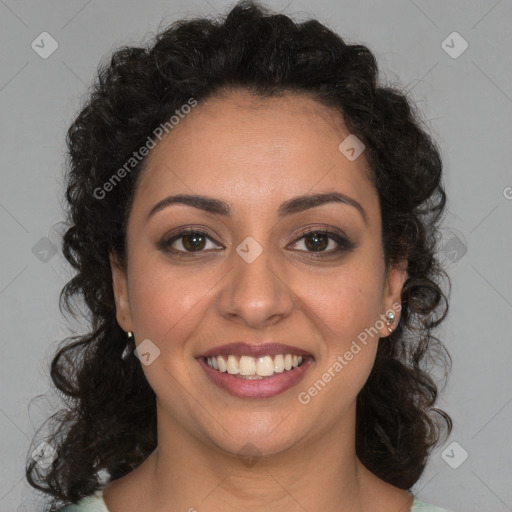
[26,1,452,509]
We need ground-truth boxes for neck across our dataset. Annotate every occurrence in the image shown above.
[103,402,413,512]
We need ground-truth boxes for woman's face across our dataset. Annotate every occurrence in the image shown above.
[111,89,406,458]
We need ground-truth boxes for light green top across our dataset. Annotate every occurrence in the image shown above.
[61,488,453,511]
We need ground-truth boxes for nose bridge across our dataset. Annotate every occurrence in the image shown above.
[217,238,294,326]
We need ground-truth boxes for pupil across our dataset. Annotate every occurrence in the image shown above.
[183,233,206,251]
[305,233,328,252]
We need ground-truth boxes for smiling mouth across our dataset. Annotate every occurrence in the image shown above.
[202,354,308,379]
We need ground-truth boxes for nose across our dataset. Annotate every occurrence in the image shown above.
[216,243,295,329]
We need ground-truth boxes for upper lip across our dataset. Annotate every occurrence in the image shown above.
[198,342,313,359]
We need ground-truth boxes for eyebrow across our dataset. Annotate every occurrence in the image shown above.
[147,191,367,224]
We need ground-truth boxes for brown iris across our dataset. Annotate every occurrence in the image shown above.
[304,232,329,252]
[182,233,207,251]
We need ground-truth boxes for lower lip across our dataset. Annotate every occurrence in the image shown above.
[197,356,314,398]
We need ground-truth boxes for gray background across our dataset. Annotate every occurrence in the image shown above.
[1,1,511,511]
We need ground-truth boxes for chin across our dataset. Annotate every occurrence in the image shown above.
[203,412,306,460]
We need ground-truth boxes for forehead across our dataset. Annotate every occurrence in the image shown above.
[133,89,377,218]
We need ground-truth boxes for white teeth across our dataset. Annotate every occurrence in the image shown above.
[239,355,256,375]
[273,354,285,373]
[217,355,226,372]
[256,355,274,376]
[226,355,239,375]
[205,354,305,377]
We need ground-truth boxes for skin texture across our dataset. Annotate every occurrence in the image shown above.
[105,89,412,512]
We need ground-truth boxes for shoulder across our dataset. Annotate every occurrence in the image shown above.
[58,490,109,512]
[411,498,454,512]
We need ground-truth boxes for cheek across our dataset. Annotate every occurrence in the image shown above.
[126,255,218,347]
[125,259,220,400]
[294,257,384,386]
[299,261,384,338]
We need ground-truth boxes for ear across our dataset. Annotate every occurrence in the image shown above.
[110,252,134,333]
[379,259,408,337]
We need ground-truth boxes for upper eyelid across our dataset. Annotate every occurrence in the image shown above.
[294,225,347,239]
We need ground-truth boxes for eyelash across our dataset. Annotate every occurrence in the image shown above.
[158,227,355,259]
[292,228,355,257]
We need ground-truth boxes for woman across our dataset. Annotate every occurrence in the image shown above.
[26,1,453,511]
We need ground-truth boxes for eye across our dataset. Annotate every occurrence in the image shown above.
[159,229,222,255]
[289,229,354,256]
[158,227,354,258]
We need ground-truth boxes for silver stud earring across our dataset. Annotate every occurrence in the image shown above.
[121,331,134,360]
[386,311,395,333]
